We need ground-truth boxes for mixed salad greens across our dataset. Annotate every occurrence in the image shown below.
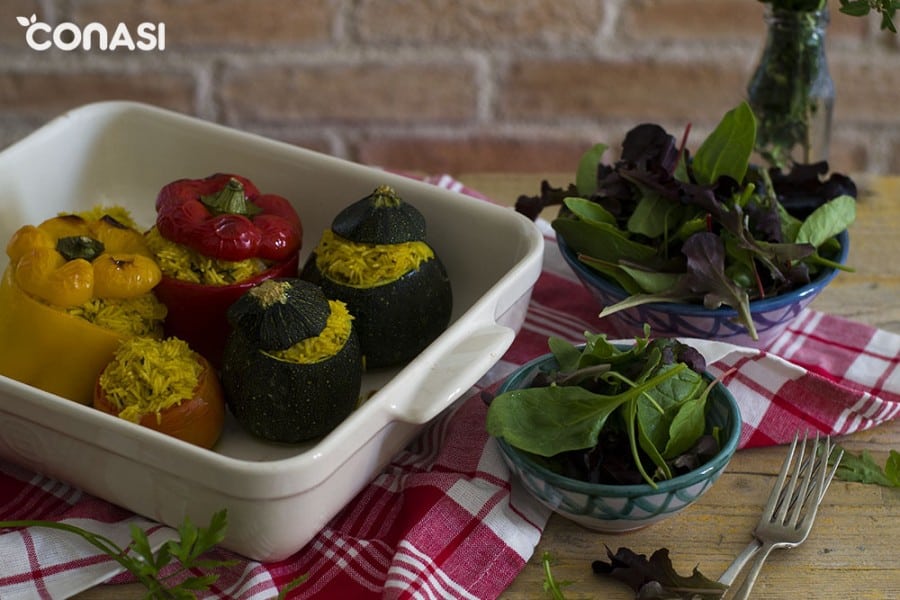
[515,102,857,340]
[486,330,726,488]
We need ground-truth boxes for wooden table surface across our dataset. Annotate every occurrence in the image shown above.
[75,173,900,599]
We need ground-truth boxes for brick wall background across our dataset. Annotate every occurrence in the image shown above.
[1,0,898,176]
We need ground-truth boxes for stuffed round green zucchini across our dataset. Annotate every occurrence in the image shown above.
[301,185,452,368]
[221,278,362,443]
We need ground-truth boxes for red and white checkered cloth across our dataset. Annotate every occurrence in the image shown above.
[1,176,899,599]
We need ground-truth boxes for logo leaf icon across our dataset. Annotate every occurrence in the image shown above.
[16,15,30,27]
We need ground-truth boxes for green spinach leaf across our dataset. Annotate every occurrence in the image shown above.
[576,143,608,197]
[617,264,683,294]
[486,384,632,457]
[553,217,657,264]
[563,196,616,226]
[796,194,856,248]
[627,193,683,238]
[691,101,756,186]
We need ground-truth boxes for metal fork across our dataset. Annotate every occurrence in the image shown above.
[717,432,833,587]
[721,432,842,599]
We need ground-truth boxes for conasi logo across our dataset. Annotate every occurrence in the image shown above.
[16,14,165,51]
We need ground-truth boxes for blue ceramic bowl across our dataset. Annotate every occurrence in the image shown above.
[558,230,849,347]
[493,351,742,532]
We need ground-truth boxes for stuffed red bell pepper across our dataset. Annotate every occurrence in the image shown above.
[146,173,303,366]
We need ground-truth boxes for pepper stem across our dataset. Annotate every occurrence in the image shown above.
[57,235,105,262]
[201,178,261,217]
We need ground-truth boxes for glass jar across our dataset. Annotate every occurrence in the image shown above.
[747,7,834,169]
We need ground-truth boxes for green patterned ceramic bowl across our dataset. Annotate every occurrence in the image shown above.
[493,351,742,532]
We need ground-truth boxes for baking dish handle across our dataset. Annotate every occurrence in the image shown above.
[389,324,516,425]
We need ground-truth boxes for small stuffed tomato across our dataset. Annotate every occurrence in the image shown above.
[94,336,225,449]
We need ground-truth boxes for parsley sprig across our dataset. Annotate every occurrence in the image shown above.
[831,445,900,487]
[837,0,898,32]
[541,552,572,600]
[0,509,307,599]
[763,1,899,33]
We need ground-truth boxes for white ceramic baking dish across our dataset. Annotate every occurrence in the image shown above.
[0,102,543,561]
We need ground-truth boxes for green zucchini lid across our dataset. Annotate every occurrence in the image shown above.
[331,184,427,244]
[226,278,330,351]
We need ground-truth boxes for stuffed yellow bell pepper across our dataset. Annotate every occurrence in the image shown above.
[0,209,166,405]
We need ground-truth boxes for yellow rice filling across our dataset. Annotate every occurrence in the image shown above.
[99,336,203,423]
[44,206,166,335]
[76,205,140,230]
[144,226,268,285]
[265,299,353,364]
[67,293,167,337]
[313,229,434,288]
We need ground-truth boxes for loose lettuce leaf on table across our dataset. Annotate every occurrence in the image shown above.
[592,546,727,600]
